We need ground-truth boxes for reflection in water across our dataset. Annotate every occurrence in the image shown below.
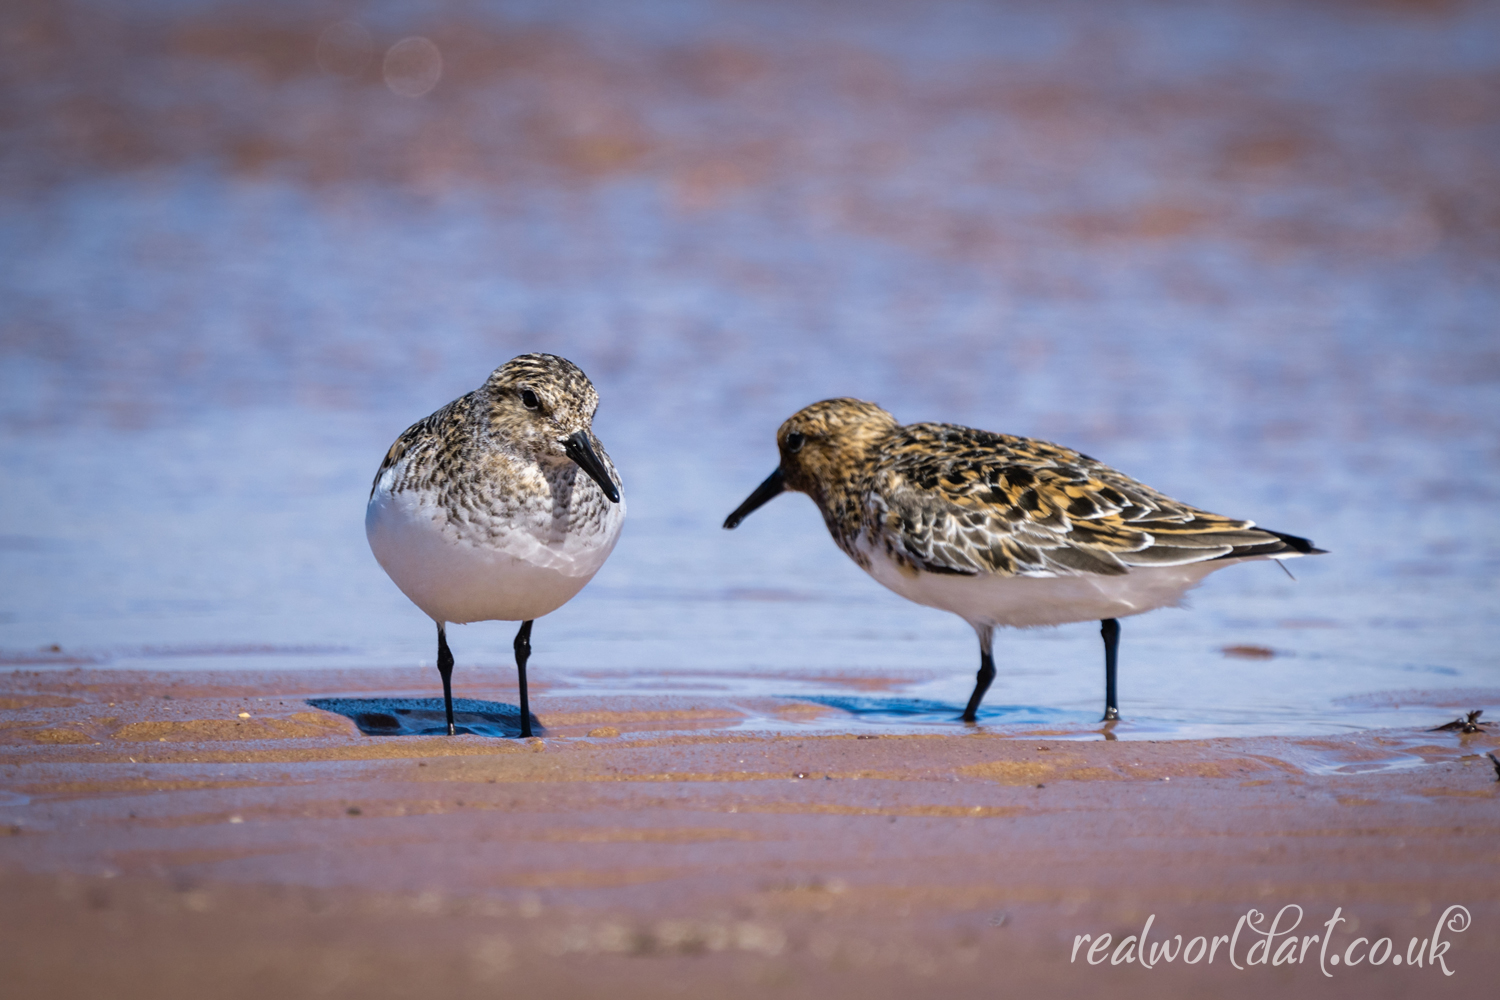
[307,697,538,738]
[800,695,1065,727]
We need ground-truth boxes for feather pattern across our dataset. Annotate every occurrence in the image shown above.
[865,421,1299,579]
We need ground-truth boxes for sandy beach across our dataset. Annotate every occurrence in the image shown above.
[3,667,1496,998]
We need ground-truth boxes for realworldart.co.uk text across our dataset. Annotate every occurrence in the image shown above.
[1070,905,1470,976]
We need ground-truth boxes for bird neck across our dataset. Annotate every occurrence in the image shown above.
[802,431,893,564]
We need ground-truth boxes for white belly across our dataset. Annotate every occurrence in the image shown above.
[365,483,624,625]
[858,537,1239,628]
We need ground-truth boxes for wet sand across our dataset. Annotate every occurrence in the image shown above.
[2,668,1496,999]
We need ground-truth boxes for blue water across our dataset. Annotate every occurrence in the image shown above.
[307,697,533,738]
[1,0,1497,738]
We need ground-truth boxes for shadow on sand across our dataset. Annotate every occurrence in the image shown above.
[307,697,540,738]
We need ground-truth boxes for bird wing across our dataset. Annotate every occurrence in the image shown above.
[868,423,1306,578]
[369,394,474,498]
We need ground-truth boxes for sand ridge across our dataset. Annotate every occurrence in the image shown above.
[1,667,1497,998]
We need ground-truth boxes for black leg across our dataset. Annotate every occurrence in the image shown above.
[962,625,996,723]
[1100,618,1120,722]
[514,620,534,739]
[436,622,456,736]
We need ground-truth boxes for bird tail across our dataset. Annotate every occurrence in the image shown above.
[1213,528,1327,560]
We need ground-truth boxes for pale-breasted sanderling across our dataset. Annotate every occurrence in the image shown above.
[724,398,1323,724]
[366,354,624,737]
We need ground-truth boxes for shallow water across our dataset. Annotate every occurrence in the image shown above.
[1,0,1497,739]
[307,697,533,738]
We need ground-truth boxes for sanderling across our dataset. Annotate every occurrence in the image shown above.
[724,398,1323,724]
[366,354,624,737]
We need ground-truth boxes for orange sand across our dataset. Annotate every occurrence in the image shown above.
[2,668,1496,999]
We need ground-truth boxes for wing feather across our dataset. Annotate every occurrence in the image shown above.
[369,394,473,498]
[868,423,1305,577]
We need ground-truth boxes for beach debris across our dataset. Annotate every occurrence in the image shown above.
[1428,710,1490,734]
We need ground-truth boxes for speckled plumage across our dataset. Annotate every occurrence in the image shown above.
[726,397,1323,723]
[366,354,624,736]
[368,354,624,622]
[776,399,1308,586]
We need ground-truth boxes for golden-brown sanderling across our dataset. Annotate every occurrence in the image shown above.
[366,354,624,737]
[724,398,1324,724]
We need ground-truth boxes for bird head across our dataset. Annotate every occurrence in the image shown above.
[724,398,897,528]
[483,353,620,503]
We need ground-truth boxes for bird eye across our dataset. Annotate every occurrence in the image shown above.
[785,431,805,453]
[520,389,541,410]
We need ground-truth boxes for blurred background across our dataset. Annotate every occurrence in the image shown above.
[1,0,1497,736]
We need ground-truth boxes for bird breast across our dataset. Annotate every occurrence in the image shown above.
[853,531,1233,628]
[365,455,625,624]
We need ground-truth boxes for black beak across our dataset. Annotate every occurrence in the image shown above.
[723,468,786,529]
[563,431,620,503]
